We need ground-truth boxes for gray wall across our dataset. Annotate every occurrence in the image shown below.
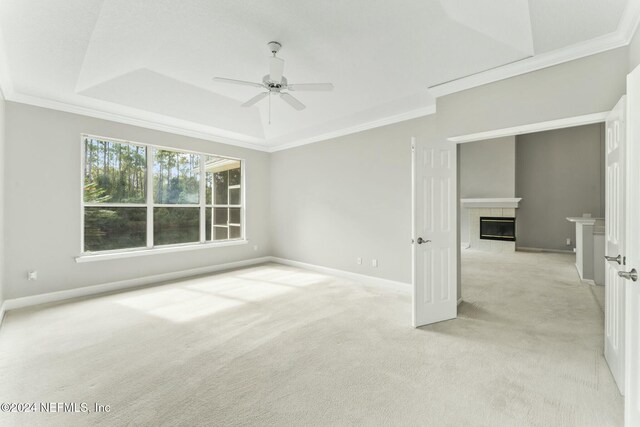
[1,43,632,302]
[459,137,516,198]
[437,47,627,138]
[270,47,628,294]
[459,136,516,243]
[515,124,605,251]
[4,102,271,300]
[271,115,438,286]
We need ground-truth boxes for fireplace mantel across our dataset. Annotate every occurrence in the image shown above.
[460,198,522,209]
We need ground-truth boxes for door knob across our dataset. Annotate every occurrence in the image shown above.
[605,254,622,264]
[618,269,638,282]
[416,237,431,244]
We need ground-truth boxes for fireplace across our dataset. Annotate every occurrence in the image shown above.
[480,217,516,242]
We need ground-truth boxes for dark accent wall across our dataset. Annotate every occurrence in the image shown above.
[515,123,605,251]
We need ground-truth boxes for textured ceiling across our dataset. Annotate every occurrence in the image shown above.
[0,0,631,148]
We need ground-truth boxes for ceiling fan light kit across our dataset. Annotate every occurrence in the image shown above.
[213,41,334,122]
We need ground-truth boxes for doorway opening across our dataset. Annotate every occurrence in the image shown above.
[457,122,606,286]
[455,118,618,396]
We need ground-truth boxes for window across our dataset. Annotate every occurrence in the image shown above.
[206,157,242,241]
[82,135,244,254]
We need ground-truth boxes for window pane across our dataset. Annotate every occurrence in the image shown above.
[229,225,241,239]
[229,208,241,225]
[214,171,228,204]
[153,149,200,204]
[229,188,241,205]
[214,226,228,241]
[206,173,213,205]
[84,207,146,252]
[229,167,241,186]
[206,207,212,241]
[214,207,228,225]
[154,207,200,245]
[84,138,146,204]
[204,158,241,206]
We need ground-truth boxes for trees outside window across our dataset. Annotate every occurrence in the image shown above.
[82,136,243,253]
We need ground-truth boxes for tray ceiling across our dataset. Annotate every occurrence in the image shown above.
[0,0,634,150]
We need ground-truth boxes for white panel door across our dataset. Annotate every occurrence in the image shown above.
[604,96,626,395]
[412,137,457,327]
[624,64,640,427]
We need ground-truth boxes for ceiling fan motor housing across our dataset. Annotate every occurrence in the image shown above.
[268,41,282,55]
[263,75,287,91]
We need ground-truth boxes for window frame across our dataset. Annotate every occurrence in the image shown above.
[79,134,246,260]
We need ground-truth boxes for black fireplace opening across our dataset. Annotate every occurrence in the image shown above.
[480,217,516,242]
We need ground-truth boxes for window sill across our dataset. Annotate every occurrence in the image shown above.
[75,240,249,263]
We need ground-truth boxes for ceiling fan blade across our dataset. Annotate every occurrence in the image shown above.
[269,57,284,83]
[280,92,306,111]
[213,77,264,89]
[241,92,269,107]
[287,83,334,91]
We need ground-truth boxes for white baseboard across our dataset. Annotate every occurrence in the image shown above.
[516,246,575,254]
[1,256,410,321]
[457,297,463,306]
[0,301,5,326]
[2,257,271,313]
[268,257,411,293]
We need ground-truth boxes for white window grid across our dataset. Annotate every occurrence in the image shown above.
[80,134,246,255]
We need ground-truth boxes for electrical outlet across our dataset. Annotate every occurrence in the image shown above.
[566,238,571,246]
[372,259,378,268]
[356,257,362,265]
[27,270,38,281]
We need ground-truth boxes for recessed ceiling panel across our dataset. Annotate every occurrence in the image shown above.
[79,68,264,138]
[0,0,104,96]
[440,0,534,56]
[528,0,627,53]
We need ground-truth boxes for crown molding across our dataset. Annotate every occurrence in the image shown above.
[268,105,437,152]
[7,92,272,152]
[6,90,436,154]
[448,111,609,143]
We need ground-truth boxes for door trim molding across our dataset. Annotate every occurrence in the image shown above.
[411,137,418,325]
[448,111,608,143]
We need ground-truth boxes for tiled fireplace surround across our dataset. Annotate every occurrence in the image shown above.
[461,198,522,252]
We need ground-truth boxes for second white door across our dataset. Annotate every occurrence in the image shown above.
[412,137,457,327]
[604,96,626,395]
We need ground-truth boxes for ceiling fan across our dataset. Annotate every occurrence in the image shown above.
[213,41,333,115]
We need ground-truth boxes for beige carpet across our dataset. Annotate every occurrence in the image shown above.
[0,251,623,426]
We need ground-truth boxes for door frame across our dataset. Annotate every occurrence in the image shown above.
[442,111,611,303]
[411,111,615,325]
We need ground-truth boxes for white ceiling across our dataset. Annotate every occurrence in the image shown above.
[0,0,635,150]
